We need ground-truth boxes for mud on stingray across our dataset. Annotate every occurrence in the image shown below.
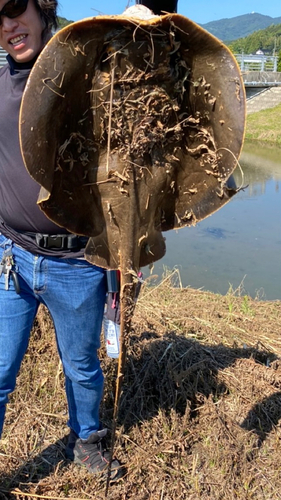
[19,10,245,273]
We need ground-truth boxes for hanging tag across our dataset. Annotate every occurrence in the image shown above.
[103,313,120,359]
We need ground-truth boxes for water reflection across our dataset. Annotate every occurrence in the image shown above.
[143,141,281,301]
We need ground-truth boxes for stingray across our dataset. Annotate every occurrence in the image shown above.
[19,5,245,485]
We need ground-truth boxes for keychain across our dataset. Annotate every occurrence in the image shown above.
[0,247,20,294]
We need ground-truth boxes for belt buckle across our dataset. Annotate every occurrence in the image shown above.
[47,235,65,249]
[35,233,65,249]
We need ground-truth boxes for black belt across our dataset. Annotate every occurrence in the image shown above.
[24,232,88,250]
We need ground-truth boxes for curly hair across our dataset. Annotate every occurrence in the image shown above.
[34,0,58,36]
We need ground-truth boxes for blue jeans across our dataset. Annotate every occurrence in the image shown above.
[0,234,106,440]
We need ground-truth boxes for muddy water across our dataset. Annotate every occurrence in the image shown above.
[143,141,281,300]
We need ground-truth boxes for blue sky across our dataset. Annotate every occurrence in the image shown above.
[57,0,280,25]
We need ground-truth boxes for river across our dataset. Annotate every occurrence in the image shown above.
[143,141,281,301]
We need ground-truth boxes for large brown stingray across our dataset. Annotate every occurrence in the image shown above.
[19,5,245,484]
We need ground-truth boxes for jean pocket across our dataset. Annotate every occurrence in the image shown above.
[63,258,94,268]
[63,259,106,277]
[0,233,12,250]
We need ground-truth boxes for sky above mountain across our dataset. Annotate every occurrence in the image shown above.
[57,0,280,24]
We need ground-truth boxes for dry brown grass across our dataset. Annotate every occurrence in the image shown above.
[0,272,281,500]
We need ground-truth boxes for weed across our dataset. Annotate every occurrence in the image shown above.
[241,295,253,315]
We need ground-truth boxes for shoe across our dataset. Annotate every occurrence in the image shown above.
[65,428,123,481]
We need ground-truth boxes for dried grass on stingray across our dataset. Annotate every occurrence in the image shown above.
[20,9,245,272]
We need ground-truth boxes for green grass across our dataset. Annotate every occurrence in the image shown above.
[245,103,281,145]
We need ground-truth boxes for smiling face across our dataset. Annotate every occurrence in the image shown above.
[0,0,45,62]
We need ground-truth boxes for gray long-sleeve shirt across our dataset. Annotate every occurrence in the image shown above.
[0,55,84,257]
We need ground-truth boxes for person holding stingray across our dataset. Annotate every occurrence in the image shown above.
[0,0,178,481]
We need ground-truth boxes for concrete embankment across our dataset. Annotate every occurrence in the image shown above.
[246,87,281,114]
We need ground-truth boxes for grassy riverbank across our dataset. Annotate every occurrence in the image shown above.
[245,103,281,145]
[0,274,280,500]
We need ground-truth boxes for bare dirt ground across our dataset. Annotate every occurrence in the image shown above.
[0,271,280,500]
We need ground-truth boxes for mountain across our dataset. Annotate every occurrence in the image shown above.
[201,13,281,42]
[228,22,281,57]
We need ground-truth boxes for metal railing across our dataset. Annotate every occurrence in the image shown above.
[235,53,278,72]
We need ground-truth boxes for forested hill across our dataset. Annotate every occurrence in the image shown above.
[57,16,73,29]
[228,23,281,56]
[201,13,281,42]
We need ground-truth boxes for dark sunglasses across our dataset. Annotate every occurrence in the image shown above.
[0,0,29,24]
